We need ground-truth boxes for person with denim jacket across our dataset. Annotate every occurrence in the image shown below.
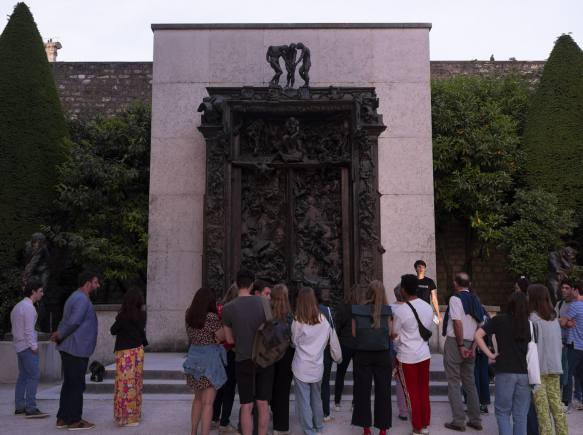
[183,287,226,435]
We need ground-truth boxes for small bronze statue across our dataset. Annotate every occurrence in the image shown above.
[548,246,577,301]
[23,233,50,289]
[266,45,290,87]
[295,43,311,87]
[266,43,311,88]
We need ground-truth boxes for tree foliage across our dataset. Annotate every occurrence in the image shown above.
[523,34,583,221]
[432,75,531,275]
[0,2,68,328]
[43,103,151,288]
[500,189,575,282]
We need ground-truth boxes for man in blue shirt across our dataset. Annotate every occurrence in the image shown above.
[561,280,583,409]
[50,271,100,430]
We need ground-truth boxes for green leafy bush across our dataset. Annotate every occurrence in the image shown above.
[501,189,575,282]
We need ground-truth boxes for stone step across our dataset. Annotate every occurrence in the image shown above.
[85,378,485,396]
[101,368,448,382]
[40,352,464,401]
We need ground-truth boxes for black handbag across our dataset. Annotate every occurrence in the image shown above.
[406,301,433,342]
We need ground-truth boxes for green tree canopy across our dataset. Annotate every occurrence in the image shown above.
[523,34,583,222]
[500,189,575,283]
[0,2,68,326]
[432,75,530,277]
[44,103,151,289]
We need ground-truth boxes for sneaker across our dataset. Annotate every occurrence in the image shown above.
[211,420,220,429]
[562,404,571,414]
[572,400,583,411]
[67,419,96,430]
[56,419,68,429]
[25,409,49,418]
[14,409,25,415]
[334,403,341,412]
[444,422,466,432]
[323,415,333,422]
[467,422,483,431]
[398,414,408,421]
[121,422,139,427]
[220,425,239,433]
[421,428,430,434]
[480,405,489,414]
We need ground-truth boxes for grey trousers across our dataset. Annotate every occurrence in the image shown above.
[443,336,482,427]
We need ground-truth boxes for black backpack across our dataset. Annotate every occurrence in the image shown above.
[252,299,291,368]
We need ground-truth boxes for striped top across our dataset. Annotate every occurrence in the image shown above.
[565,300,583,350]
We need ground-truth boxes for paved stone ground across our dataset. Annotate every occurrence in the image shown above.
[2,383,583,435]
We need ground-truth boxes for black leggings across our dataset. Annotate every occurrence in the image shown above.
[334,344,356,404]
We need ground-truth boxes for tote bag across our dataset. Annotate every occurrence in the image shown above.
[526,321,541,386]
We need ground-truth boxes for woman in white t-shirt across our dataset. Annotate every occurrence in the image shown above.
[392,274,434,435]
[291,287,341,435]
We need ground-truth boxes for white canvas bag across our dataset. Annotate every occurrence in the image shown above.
[526,321,541,385]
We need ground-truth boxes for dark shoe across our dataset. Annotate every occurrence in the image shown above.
[25,409,49,418]
[480,404,489,414]
[444,422,466,432]
[398,414,408,421]
[467,422,483,431]
[67,419,95,431]
[56,419,68,429]
[15,409,25,415]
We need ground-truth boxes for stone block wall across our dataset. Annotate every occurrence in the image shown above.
[52,62,152,118]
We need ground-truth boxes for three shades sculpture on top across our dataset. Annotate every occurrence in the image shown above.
[266,43,311,88]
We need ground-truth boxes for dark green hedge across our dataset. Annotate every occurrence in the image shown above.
[0,3,68,277]
[523,35,583,221]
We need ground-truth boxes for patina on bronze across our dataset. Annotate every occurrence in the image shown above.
[266,43,311,88]
[198,86,386,305]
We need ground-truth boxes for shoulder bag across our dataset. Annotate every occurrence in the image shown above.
[406,301,432,342]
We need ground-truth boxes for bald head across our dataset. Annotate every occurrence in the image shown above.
[454,272,471,290]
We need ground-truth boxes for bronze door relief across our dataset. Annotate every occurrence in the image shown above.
[198,87,386,304]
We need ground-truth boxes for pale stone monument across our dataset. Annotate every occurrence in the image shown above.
[148,23,436,350]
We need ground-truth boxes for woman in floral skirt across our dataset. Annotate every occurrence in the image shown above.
[110,288,148,427]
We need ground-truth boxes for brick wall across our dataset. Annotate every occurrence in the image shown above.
[51,60,545,118]
[435,220,515,307]
[52,62,152,118]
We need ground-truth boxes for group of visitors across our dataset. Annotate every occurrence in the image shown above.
[9,262,582,435]
[10,270,148,430]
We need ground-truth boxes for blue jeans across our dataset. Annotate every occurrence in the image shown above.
[294,377,323,435]
[494,373,531,435]
[562,347,583,404]
[15,349,40,412]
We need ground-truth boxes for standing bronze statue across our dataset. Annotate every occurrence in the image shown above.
[266,43,311,88]
[266,45,289,87]
[295,43,311,87]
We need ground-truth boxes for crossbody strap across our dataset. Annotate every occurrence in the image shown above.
[406,301,425,331]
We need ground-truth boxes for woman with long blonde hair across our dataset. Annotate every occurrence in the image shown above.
[351,280,392,435]
[292,287,340,435]
[270,284,294,435]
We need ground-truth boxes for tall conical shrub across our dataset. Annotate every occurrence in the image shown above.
[523,34,583,220]
[0,3,68,299]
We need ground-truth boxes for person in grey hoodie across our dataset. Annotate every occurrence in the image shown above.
[50,271,100,430]
[528,284,568,435]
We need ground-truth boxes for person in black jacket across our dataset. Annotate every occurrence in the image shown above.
[110,288,148,427]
